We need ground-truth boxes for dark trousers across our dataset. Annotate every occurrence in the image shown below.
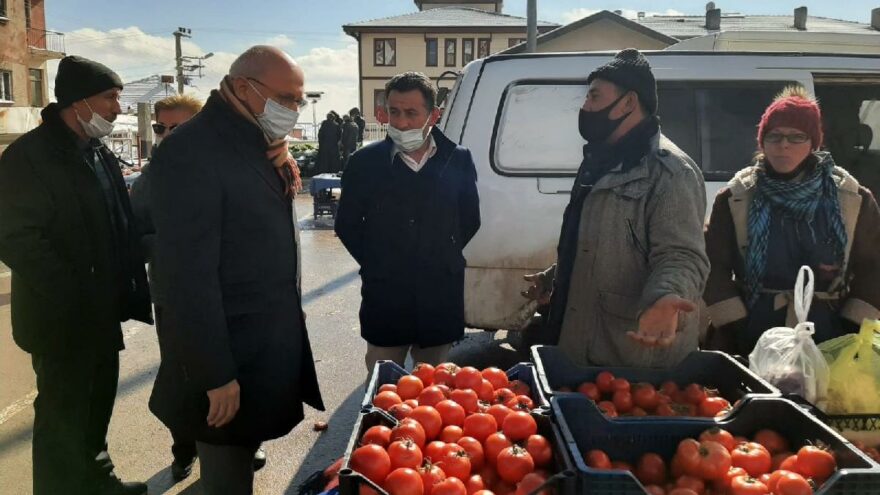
[31,351,119,495]
[196,442,259,495]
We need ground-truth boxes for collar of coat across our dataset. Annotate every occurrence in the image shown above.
[40,103,104,154]
[728,152,860,197]
[590,130,690,192]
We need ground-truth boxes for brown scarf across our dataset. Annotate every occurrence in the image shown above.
[217,76,302,195]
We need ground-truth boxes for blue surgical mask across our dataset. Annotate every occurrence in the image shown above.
[248,80,299,141]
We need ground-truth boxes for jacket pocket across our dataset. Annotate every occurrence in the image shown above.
[598,290,640,323]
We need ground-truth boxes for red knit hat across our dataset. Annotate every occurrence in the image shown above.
[757,86,823,151]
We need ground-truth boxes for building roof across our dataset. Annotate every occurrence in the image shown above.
[504,10,678,54]
[637,13,880,39]
[343,6,559,34]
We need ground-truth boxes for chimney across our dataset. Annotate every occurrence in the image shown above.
[614,9,622,15]
[637,11,646,19]
[706,2,716,11]
[706,8,721,30]
[872,7,880,31]
[794,6,808,30]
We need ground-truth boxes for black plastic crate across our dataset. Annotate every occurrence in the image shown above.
[531,345,779,421]
[363,360,549,412]
[552,395,880,495]
[339,410,577,495]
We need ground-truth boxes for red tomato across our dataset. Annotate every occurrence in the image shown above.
[384,467,424,495]
[514,472,548,495]
[440,450,472,481]
[597,401,618,417]
[425,441,449,463]
[419,387,448,408]
[434,363,461,386]
[481,367,510,390]
[505,395,535,411]
[398,376,426,401]
[350,444,392,485]
[595,371,615,394]
[795,445,836,482]
[413,363,436,386]
[661,381,679,397]
[497,445,535,484]
[432,476,467,495]
[509,380,531,397]
[493,481,516,495]
[772,452,795,470]
[389,403,414,421]
[674,475,705,494]
[419,463,446,495]
[632,383,660,411]
[454,367,483,391]
[668,489,698,495]
[584,449,611,470]
[644,485,666,495]
[406,399,420,409]
[630,407,648,417]
[436,400,467,427]
[388,438,424,470]
[753,429,790,455]
[611,378,631,393]
[612,390,634,414]
[715,466,748,493]
[779,454,800,473]
[729,474,769,495]
[478,380,496,402]
[440,426,464,443]
[362,425,393,448]
[450,389,480,415]
[380,384,399,394]
[436,385,453,398]
[635,453,667,486]
[458,436,486,472]
[478,466,498,488]
[698,397,731,418]
[493,388,516,405]
[699,427,737,452]
[484,432,513,467]
[676,439,732,480]
[465,475,486,495]
[656,403,676,417]
[487,404,512,427]
[576,382,600,401]
[392,419,427,450]
[463,413,498,444]
[524,435,552,468]
[684,384,707,405]
[772,471,813,495]
[410,406,444,440]
[501,411,538,442]
[731,442,772,477]
[375,391,404,411]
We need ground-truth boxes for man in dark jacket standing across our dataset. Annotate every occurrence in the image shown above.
[317,112,342,173]
[336,72,481,372]
[0,56,152,495]
[148,45,324,494]
[341,114,359,169]
[350,107,366,147]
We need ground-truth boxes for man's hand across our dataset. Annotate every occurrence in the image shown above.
[627,295,696,347]
[206,379,240,428]
[521,272,552,305]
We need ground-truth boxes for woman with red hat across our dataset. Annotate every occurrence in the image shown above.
[703,85,880,355]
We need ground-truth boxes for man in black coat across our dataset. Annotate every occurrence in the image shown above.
[341,114,359,169]
[0,56,152,495]
[336,72,481,372]
[350,107,366,147]
[317,112,342,173]
[148,45,324,494]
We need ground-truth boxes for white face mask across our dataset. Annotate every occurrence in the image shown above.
[387,115,431,153]
[76,100,115,138]
[248,80,299,141]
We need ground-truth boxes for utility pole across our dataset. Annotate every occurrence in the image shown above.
[527,0,537,53]
[173,27,191,94]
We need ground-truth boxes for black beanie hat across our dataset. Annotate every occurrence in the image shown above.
[587,48,657,115]
[55,55,123,108]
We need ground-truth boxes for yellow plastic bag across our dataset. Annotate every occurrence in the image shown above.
[818,318,880,414]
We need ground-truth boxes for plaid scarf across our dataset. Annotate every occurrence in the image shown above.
[216,76,302,195]
[744,155,847,307]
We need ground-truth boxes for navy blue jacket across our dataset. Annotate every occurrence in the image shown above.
[335,127,480,347]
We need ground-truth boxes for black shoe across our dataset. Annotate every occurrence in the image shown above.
[253,446,267,471]
[98,475,148,495]
[171,455,195,482]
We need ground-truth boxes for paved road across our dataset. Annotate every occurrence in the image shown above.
[0,195,529,494]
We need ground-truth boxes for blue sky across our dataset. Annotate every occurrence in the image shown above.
[44,1,880,115]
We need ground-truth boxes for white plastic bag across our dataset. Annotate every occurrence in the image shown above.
[749,266,831,406]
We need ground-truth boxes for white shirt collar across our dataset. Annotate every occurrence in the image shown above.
[393,135,437,173]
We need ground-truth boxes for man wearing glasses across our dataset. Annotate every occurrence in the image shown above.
[147,45,324,494]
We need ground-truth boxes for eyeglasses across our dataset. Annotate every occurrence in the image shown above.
[764,132,810,144]
[247,77,308,110]
[151,123,179,135]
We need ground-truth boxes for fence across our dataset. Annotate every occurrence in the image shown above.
[27,28,65,53]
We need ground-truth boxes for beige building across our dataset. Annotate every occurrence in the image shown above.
[0,0,65,153]
[343,0,558,124]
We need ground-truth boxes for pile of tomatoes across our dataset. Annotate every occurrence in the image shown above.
[584,426,837,494]
[350,362,557,495]
[851,440,880,463]
[558,371,734,418]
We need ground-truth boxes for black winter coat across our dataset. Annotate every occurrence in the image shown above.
[0,104,152,356]
[147,93,324,446]
[335,127,480,347]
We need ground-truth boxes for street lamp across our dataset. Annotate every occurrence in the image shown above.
[306,91,324,140]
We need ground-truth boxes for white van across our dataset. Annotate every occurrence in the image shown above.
[438,50,880,335]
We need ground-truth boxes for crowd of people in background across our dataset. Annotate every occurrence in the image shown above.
[317,108,365,174]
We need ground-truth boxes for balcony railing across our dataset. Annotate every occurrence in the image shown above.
[27,28,65,54]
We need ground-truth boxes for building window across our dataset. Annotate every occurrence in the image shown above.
[0,0,7,18]
[374,38,396,66]
[426,38,438,67]
[373,89,386,118]
[0,70,12,102]
[462,39,475,65]
[24,0,31,28]
[478,38,491,58]
[444,39,457,67]
[508,38,527,48]
[29,69,43,107]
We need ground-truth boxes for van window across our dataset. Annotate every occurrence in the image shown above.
[491,80,790,179]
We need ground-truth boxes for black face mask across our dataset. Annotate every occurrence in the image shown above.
[578,92,632,144]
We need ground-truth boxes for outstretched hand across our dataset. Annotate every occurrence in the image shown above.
[627,295,696,347]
